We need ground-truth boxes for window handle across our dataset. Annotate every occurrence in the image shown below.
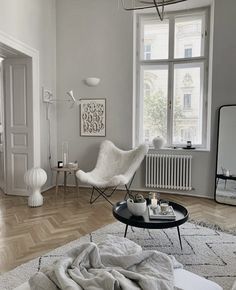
[202,30,207,38]
[168,100,172,109]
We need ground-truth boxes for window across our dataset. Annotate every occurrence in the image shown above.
[136,9,209,148]
[184,47,192,58]
[142,19,169,60]
[144,44,151,60]
[144,82,151,97]
[180,128,195,143]
[183,93,192,109]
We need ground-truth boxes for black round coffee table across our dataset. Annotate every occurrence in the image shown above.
[113,200,189,250]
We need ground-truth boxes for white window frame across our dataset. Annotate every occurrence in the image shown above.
[134,8,210,149]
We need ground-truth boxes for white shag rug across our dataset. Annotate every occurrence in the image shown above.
[0,221,235,290]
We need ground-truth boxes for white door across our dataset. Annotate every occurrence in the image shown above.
[0,60,6,192]
[4,58,33,195]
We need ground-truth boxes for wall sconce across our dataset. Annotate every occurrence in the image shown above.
[84,77,101,87]
[42,88,80,108]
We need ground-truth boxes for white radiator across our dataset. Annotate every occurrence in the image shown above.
[145,154,192,191]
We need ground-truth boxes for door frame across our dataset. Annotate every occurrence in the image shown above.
[0,30,40,168]
[0,60,6,192]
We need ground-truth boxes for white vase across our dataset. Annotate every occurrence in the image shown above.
[24,168,47,207]
[152,136,165,149]
[127,198,147,216]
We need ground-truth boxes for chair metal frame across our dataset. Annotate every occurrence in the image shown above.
[90,172,136,206]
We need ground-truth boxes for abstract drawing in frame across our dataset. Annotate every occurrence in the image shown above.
[80,99,106,137]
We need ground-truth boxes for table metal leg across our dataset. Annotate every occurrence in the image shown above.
[177,226,183,250]
[55,171,60,197]
[74,172,79,194]
[124,224,129,238]
[64,172,67,193]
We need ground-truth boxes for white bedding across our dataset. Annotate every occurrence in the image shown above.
[28,236,182,290]
[14,269,223,290]
[14,236,223,290]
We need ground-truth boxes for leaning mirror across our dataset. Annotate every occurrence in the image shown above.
[215,105,236,205]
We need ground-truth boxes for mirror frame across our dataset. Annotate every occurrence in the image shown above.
[214,104,236,205]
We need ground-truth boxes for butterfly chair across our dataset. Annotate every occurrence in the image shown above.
[76,140,148,205]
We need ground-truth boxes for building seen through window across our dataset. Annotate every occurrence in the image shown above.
[184,47,193,58]
[144,44,151,60]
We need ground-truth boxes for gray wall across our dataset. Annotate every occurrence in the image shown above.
[56,0,133,178]
[0,0,57,188]
[56,0,236,198]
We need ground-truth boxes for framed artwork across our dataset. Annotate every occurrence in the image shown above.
[80,98,106,137]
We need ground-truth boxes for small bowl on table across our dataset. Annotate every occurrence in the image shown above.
[67,162,78,170]
[127,198,147,216]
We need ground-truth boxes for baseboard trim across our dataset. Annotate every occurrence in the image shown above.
[135,188,214,200]
[66,184,213,200]
[6,186,213,200]
[5,192,29,197]
[42,185,54,193]
[5,185,55,197]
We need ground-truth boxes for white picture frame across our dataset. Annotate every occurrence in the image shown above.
[80,98,106,137]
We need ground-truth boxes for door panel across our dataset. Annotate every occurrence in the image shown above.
[11,153,28,190]
[11,133,28,148]
[11,64,27,126]
[4,58,33,195]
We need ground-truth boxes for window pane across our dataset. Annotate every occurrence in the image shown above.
[141,19,169,60]
[173,63,204,145]
[142,66,168,144]
[175,15,204,58]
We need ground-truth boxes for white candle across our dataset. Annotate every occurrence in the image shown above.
[63,153,67,165]
[151,198,157,209]
[225,170,230,177]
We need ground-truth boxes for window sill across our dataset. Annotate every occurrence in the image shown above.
[148,146,210,153]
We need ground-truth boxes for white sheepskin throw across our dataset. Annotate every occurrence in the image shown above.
[76,140,148,188]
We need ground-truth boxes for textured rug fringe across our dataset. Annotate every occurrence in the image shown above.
[189,218,236,235]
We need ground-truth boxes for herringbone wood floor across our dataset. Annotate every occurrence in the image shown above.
[0,187,236,273]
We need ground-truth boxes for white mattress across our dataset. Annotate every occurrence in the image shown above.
[174,269,222,290]
[14,269,223,290]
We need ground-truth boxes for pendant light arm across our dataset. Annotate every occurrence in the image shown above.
[153,0,164,21]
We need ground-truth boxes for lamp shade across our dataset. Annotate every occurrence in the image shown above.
[24,167,47,207]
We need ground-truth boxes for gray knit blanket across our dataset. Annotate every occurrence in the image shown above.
[29,235,183,290]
